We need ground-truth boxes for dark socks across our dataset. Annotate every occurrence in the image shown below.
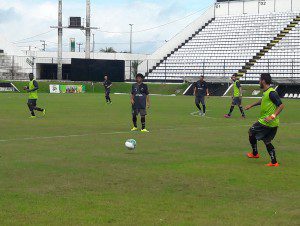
[239,106,245,117]
[28,104,35,116]
[105,96,111,103]
[141,116,146,130]
[202,105,206,114]
[196,103,202,111]
[266,143,277,164]
[249,133,258,156]
[132,115,137,127]
[34,107,44,112]
[228,106,234,115]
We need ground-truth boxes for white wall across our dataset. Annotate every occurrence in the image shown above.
[32,51,148,62]
[215,0,300,16]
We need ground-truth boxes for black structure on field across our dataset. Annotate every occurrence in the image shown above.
[184,82,229,96]
[276,85,300,97]
[39,64,71,80]
[70,59,125,82]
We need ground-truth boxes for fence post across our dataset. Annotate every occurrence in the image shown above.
[32,57,35,76]
[223,59,226,77]
[130,60,132,82]
[12,56,15,80]
[184,61,186,83]
[146,60,149,80]
[291,59,294,79]
[164,59,167,83]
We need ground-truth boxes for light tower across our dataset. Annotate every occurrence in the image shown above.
[85,0,91,59]
[57,0,63,80]
[129,24,133,53]
[51,0,98,80]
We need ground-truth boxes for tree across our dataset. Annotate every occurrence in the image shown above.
[131,60,141,79]
[100,47,117,53]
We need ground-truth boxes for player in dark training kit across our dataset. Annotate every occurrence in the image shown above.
[103,75,112,104]
[245,73,284,167]
[224,74,245,118]
[24,73,46,119]
[130,73,150,133]
[194,76,209,116]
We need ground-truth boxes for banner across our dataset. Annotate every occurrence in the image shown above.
[49,85,60,94]
[60,85,86,93]
[49,84,86,94]
[0,83,19,92]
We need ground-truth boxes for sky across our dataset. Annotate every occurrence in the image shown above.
[0,0,214,55]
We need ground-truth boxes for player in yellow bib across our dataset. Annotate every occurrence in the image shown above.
[245,74,284,167]
[224,74,245,118]
[24,73,45,118]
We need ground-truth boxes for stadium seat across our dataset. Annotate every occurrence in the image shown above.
[147,12,300,81]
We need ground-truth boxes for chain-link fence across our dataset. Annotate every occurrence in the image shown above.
[1,54,300,83]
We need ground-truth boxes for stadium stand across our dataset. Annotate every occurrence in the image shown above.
[0,53,33,80]
[146,12,300,82]
[245,16,300,80]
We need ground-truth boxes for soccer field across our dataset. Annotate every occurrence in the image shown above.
[0,93,299,225]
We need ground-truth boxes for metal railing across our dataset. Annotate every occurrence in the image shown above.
[1,55,300,83]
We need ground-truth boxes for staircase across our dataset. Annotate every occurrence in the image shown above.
[237,14,300,78]
[147,18,215,75]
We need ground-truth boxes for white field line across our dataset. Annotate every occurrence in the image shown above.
[223,84,233,96]
[190,111,219,119]
[114,93,176,97]
[0,122,299,143]
[183,83,193,95]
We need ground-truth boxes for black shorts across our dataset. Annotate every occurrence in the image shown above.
[232,97,242,106]
[28,99,37,106]
[132,108,147,116]
[249,122,278,143]
[105,90,110,95]
[195,96,205,105]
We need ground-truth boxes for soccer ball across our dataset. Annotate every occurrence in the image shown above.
[125,139,137,150]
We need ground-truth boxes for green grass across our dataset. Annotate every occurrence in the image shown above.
[3,81,189,95]
[0,93,299,225]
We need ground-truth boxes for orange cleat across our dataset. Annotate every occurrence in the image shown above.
[247,153,260,158]
[266,162,280,167]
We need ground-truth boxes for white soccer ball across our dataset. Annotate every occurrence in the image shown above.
[125,139,137,150]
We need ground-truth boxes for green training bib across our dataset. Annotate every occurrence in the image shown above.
[258,88,279,128]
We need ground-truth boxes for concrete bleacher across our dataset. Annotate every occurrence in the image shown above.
[146,12,300,82]
[246,19,300,79]
[0,53,30,80]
